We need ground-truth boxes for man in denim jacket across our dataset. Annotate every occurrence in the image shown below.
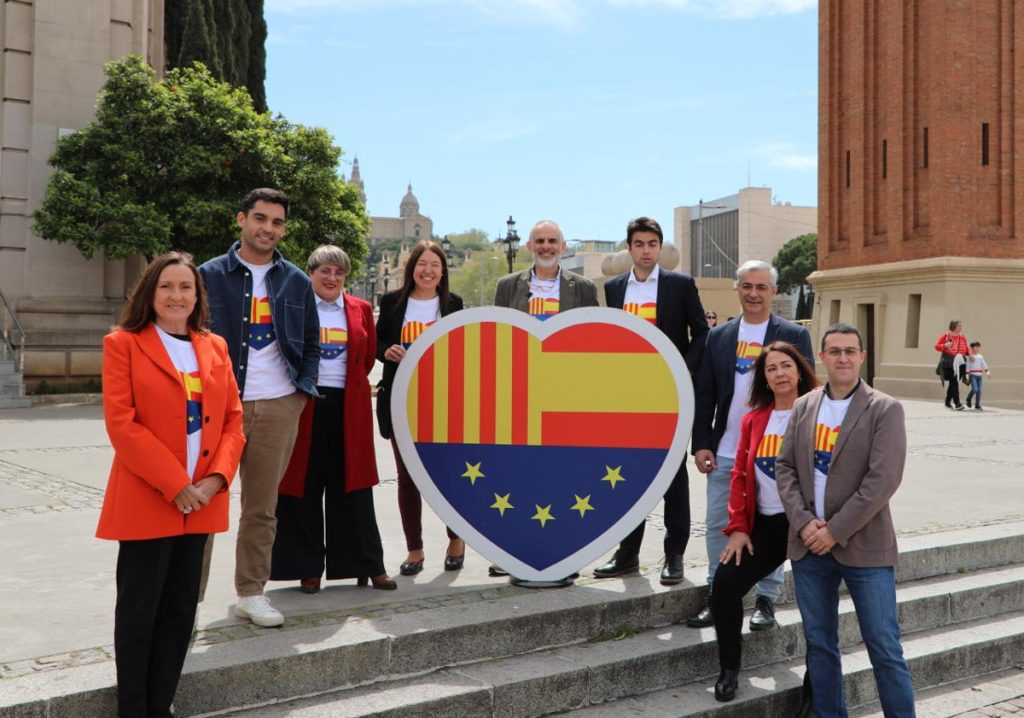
[199,188,319,627]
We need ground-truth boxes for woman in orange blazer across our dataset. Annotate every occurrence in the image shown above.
[273,245,395,593]
[98,252,244,718]
[709,341,818,703]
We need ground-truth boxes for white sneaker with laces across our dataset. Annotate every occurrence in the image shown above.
[235,594,284,627]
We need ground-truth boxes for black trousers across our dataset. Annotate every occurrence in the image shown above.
[943,366,962,406]
[711,512,789,671]
[619,463,690,557]
[272,387,386,580]
[115,533,207,718]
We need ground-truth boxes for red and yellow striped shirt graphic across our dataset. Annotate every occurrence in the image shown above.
[401,320,434,346]
[179,370,203,403]
[623,302,657,324]
[737,340,762,360]
[815,423,840,453]
[756,432,781,459]
[320,327,347,344]
[250,297,272,324]
[528,297,560,316]
[407,322,678,449]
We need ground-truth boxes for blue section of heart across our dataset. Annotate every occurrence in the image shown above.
[414,442,669,571]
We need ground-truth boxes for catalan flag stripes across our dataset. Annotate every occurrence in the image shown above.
[815,423,840,453]
[623,302,657,324]
[408,322,678,448]
[756,433,781,459]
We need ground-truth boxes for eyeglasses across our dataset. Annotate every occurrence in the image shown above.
[705,314,716,319]
[313,267,347,279]
[823,348,862,359]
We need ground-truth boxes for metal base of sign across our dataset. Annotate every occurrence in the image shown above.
[509,573,579,589]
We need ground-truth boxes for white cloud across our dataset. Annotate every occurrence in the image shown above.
[606,0,815,20]
[267,0,583,27]
[753,142,816,171]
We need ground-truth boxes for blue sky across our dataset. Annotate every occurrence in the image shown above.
[264,0,818,242]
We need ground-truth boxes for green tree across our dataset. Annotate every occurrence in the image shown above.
[176,0,222,77]
[772,232,818,320]
[449,248,529,307]
[33,56,367,269]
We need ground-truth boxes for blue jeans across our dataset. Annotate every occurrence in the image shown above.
[792,553,915,718]
[704,454,783,601]
[965,375,983,407]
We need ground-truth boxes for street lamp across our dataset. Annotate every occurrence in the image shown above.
[383,265,390,293]
[696,199,730,279]
[500,216,519,273]
[441,234,452,256]
[364,260,376,309]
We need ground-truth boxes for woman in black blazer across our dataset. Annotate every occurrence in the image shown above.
[375,240,464,577]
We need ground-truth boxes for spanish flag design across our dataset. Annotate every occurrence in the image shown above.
[179,370,203,435]
[319,326,348,359]
[249,297,276,350]
[528,297,560,320]
[406,321,678,570]
[623,302,657,325]
[754,432,783,479]
[735,340,763,375]
[814,423,841,475]
[401,320,435,349]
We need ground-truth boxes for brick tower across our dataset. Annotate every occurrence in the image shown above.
[812,1,1024,407]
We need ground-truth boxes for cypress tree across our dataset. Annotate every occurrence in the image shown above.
[245,0,267,112]
[176,0,222,78]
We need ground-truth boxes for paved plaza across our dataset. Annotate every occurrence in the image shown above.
[1,388,1023,714]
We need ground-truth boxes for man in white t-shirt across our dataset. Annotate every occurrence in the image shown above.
[687,260,814,630]
[199,188,320,627]
[775,324,914,717]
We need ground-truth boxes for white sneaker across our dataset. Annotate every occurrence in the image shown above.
[235,594,285,627]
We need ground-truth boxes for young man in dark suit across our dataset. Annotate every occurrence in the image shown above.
[687,260,814,630]
[595,216,709,585]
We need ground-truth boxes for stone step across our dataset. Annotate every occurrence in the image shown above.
[217,571,1024,718]
[2,524,1023,718]
[17,310,118,332]
[0,396,31,409]
[850,665,1024,717]
[563,613,1024,717]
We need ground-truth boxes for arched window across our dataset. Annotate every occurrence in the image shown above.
[414,224,422,238]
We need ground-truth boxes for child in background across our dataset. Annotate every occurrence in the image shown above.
[965,341,991,410]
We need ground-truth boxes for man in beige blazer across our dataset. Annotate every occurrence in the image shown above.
[493,219,598,313]
[776,323,915,718]
[490,219,598,587]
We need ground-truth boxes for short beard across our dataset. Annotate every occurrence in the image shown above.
[533,255,560,270]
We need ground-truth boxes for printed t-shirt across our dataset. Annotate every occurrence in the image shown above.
[401,296,441,348]
[753,408,791,515]
[239,259,295,401]
[623,265,658,324]
[717,318,769,459]
[155,325,203,480]
[813,388,854,521]
[316,297,348,389]
[527,270,560,320]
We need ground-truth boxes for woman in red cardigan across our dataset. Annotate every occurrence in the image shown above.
[710,340,819,703]
[99,252,245,717]
[934,319,970,410]
[271,246,395,592]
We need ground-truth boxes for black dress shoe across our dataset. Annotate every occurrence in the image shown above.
[488,564,509,577]
[399,559,424,576]
[660,554,684,585]
[593,552,639,578]
[714,669,739,702]
[749,595,776,631]
[444,554,465,571]
[686,598,714,627]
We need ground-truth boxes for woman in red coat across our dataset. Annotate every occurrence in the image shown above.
[98,252,245,717]
[710,340,819,703]
[271,246,395,592]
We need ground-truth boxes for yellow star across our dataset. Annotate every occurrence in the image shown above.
[569,494,594,518]
[187,416,195,423]
[601,465,626,488]
[490,493,514,516]
[531,504,555,528]
[461,461,485,485]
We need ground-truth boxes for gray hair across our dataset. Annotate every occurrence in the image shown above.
[306,244,351,274]
[734,259,778,288]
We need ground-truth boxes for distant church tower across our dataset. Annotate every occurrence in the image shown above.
[350,156,366,205]
[812,1,1024,407]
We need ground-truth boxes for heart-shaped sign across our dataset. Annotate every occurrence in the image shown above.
[391,307,694,581]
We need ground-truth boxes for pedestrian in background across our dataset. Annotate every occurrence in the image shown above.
[98,252,245,717]
[965,341,991,410]
[934,319,969,410]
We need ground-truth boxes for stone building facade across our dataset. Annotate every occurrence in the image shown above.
[813,1,1024,407]
[1,0,163,387]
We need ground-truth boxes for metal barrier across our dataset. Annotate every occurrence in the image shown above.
[0,286,26,374]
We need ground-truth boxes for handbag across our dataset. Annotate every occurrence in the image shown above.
[375,381,392,440]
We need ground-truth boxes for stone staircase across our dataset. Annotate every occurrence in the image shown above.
[3,523,1024,717]
[0,355,30,408]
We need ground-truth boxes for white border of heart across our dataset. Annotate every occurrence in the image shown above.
[391,306,695,582]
